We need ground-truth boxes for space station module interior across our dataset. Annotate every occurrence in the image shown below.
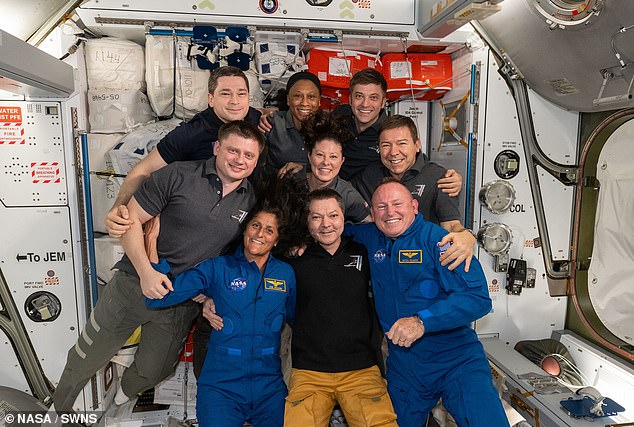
[0,0,633,425]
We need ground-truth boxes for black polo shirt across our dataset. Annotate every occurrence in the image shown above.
[332,104,386,181]
[352,154,461,225]
[288,238,379,373]
[116,158,256,275]
[156,107,262,164]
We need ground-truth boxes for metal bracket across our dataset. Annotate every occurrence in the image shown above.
[0,269,53,402]
[143,21,155,33]
[593,64,634,108]
[582,176,600,189]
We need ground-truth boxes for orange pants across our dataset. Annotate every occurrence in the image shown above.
[284,365,398,427]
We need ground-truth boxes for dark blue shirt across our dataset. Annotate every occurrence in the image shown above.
[156,107,262,163]
[332,104,386,181]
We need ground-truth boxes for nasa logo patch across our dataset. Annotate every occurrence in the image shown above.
[228,277,247,292]
[373,248,387,264]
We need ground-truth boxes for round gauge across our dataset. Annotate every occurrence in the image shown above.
[24,291,61,322]
[532,0,604,28]
[479,180,516,214]
[494,150,520,179]
[477,223,513,255]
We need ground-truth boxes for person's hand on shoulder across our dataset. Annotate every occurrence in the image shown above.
[278,162,305,178]
[258,111,275,134]
[437,169,462,197]
[438,229,475,272]
[105,204,133,238]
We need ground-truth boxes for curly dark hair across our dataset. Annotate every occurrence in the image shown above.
[244,172,310,257]
[300,110,353,154]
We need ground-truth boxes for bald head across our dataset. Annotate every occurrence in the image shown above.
[370,180,418,238]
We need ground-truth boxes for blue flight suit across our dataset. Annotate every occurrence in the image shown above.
[346,215,509,427]
[146,246,296,427]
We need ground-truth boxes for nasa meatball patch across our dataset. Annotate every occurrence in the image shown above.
[228,277,248,292]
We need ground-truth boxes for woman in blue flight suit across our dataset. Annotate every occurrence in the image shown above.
[146,206,296,427]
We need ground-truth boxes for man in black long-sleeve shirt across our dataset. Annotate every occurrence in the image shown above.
[284,189,397,427]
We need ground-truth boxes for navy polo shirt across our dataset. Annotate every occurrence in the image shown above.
[332,104,386,181]
[156,107,262,164]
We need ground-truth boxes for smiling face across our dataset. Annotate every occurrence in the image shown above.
[243,212,280,261]
[350,83,386,132]
[308,138,344,187]
[208,75,250,122]
[213,133,260,184]
[379,126,421,180]
[287,79,321,128]
[371,182,418,239]
[307,197,344,253]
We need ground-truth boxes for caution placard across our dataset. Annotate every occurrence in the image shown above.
[0,106,25,145]
[31,162,61,184]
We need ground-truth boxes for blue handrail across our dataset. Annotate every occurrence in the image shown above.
[80,132,99,307]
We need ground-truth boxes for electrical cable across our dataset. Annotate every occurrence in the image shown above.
[610,24,634,68]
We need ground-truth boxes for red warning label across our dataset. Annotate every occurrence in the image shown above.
[31,162,61,184]
[0,106,25,145]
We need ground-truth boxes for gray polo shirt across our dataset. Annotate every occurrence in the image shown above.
[300,171,369,223]
[352,154,460,225]
[327,176,370,223]
[116,158,256,275]
[265,110,308,172]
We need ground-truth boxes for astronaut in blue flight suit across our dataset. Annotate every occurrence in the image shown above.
[346,179,509,427]
[146,208,296,427]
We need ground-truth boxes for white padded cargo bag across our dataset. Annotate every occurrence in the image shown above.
[246,68,264,108]
[255,41,304,84]
[108,118,181,176]
[94,236,125,284]
[145,35,210,119]
[85,38,145,90]
[88,89,156,133]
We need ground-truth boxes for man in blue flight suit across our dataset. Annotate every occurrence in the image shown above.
[146,208,296,427]
[345,179,509,427]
